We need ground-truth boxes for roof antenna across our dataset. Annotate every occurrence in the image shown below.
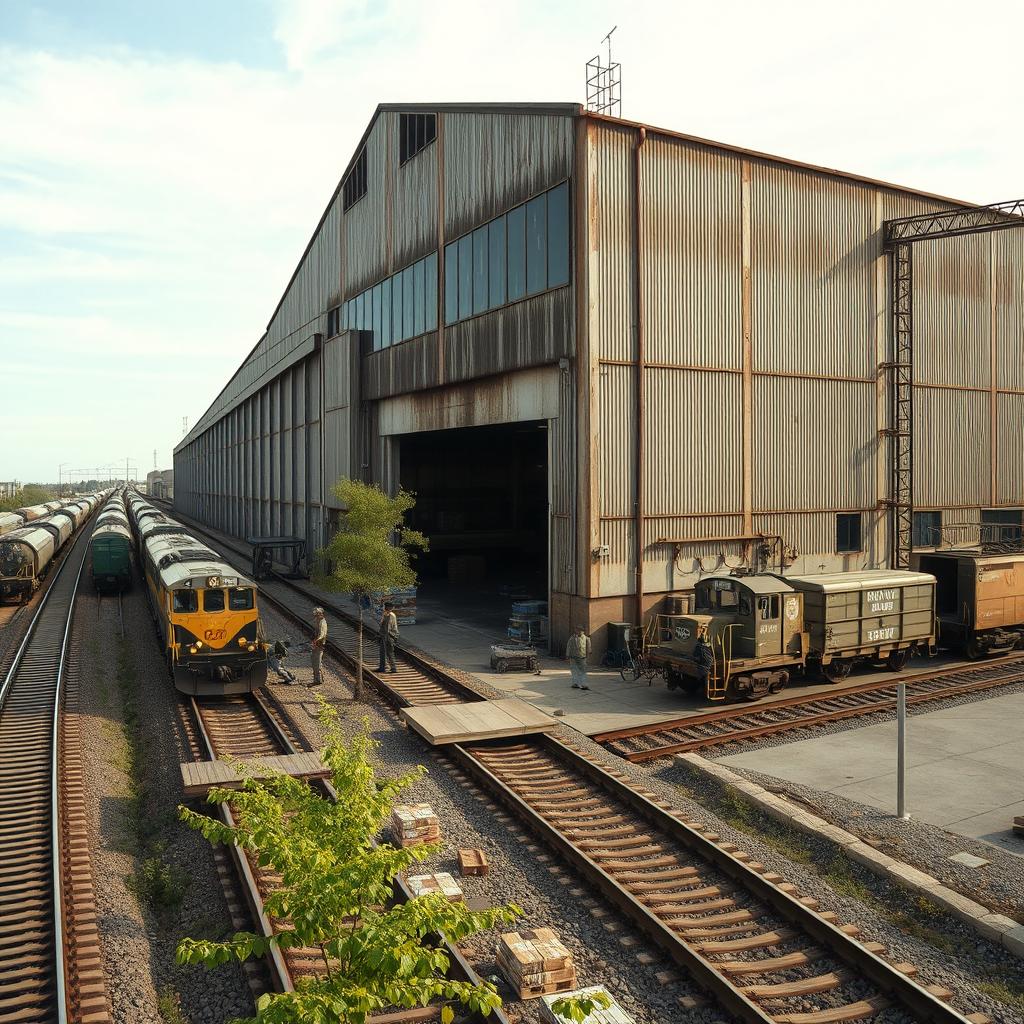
[586,26,622,118]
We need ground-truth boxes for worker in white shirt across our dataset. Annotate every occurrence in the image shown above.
[310,607,327,686]
[377,601,399,672]
[565,627,591,689]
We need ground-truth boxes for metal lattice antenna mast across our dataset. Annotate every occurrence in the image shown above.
[586,26,622,118]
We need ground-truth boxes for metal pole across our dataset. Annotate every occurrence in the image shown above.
[896,682,909,819]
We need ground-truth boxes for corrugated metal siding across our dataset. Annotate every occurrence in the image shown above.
[391,112,439,270]
[362,333,442,400]
[598,362,635,517]
[597,518,634,596]
[997,392,1024,504]
[343,117,389,296]
[914,386,989,507]
[751,164,875,379]
[443,113,574,240]
[645,368,742,514]
[754,511,885,568]
[994,230,1024,390]
[753,376,876,511]
[588,121,634,362]
[913,234,990,388]
[551,367,576,595]
[643,139,743,369]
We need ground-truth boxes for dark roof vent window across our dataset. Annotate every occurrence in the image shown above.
[399,113,436,165]
[343,147,367,211]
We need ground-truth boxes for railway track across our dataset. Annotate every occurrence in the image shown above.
[187,689,508,1021]
[591,659,1024,761]
[452,734,975,1024]
[0,520,107,1022]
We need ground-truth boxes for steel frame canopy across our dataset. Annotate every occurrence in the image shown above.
[883,199,1024,569]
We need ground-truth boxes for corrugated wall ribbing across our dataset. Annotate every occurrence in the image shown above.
[914,387,988,507]
[754,511,885,566]
[587,121,634,362]
[598,519,634,595]
[642,139,743,369]
[344,118,389,295]
[753,376,876,511]
[997,392,1024,504]
[751,165,875,379]
[443,113,573,240]
[391,113,439,269]
[598,362,635,517]
[551,368,577,595]
[645,368,742,515]
[913,234,990,388]
[995,231,1024,390]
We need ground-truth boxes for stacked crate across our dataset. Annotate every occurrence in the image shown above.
[391,803,440,848]
[406,872,463,902]
[497,927,576,999]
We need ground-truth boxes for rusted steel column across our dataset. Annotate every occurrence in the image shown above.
[741,160,753,536]
[633,126,647,627]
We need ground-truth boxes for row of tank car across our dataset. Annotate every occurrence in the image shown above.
[90,492,134,593]
[0,491,110,602]
[124,490,267,697]
[651,550,1024,702]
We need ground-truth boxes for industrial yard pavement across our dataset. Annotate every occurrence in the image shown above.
[720,690,1024,856]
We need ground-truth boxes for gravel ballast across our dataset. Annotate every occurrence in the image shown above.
[76,581,254,1024]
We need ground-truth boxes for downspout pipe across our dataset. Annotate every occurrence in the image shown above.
[634,126,647,628]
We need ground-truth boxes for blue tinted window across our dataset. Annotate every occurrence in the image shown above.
[526,194,547,295]
[425,252,438,331]
[507,205,526,301]
[488,215,506,309]
[444,243,458,325]
[341,301,349,331]
[458,234,473,320]
[547,181,570,288]
[354,292,363,330]
[414,258,426,337]
[371,283,382,349]
[380,278,392,347]
[403,266,414,339]
[392,268,403,341]
[473,226,488,316]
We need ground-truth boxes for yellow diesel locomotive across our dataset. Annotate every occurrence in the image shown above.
[126,493,267,695]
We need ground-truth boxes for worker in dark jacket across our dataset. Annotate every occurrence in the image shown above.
[692,629,714,688]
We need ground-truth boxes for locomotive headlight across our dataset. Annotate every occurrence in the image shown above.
[237,636,247,647]
[195,640,203,648]
[189,645,198,655]
[247,644,256,652]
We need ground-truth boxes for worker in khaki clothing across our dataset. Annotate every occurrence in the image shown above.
[377,601,399,673]
[310,607,327,686]
[565,627,591,689]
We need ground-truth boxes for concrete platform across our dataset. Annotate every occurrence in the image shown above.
[401,697,557,745]
[719,691,1024,856]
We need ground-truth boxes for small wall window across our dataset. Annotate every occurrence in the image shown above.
[326,306,340,337]
[342,148,367,211]
[912,510,942,547]
[836,513,862,553]
[399,113,436,165]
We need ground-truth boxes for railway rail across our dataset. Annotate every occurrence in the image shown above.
[591,658,1024,761]
[0,519,108,1022]
[451,734,976,1024]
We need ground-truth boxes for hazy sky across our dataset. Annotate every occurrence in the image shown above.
[1,0,1018,483]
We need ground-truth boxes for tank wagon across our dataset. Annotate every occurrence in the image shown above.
[126,494,267,695]
[915,550,1024,657]
[91,495,133,593]
[14,503,52,522]
[648,569,936,702]
[0,512,23,537]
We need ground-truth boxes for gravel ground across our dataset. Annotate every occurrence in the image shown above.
[261,602,711,1024]
[76,579,254,1024]
[722,764,1024,919]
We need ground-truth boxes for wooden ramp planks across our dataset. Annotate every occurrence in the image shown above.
[401,698,557,745]
[180,752,329,796]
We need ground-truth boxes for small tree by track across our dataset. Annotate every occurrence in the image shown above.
[315,478,427,700]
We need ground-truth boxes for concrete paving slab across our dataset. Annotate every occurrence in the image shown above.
[721,691,1024,857]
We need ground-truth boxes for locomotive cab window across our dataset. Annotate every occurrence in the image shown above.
[203,589,225,611]
[759,595,779,619]
[173,590,198,614]
[229,587,254,611]
[836,513,862,553]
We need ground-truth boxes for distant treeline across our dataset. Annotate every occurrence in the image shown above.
[0,484,56,512]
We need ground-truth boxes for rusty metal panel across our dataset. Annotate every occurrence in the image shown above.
[750,164,875,379]
[753,376,876,511]
[913,234,990,388]
[392,114,439,269]
[362,332,441,400]
[598,362,635,517]
[645,368,742,515]
[443,112,574,241]
[643,139,743,368]
[323,335,352,412]
[994,230,1024,390]
[754,511,885,570]
[551,368,577,596]
[640,514,745,595]
[343,116,389,296]
[997,392,1024,504]
[914,386,989,507]
[587,121,635,362]
[597,518,634,596]
[440,288,572,388]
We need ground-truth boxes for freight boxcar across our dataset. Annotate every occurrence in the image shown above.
[915,550,1024,657]
[774,570,936,680]
[0,526,57,602]
[32,514,73,552]
[91,496,133,592]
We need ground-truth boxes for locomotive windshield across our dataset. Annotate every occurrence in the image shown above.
[229,588,254,611]
[172,590,198,613]
[203,589,225,611]
[0,542,29,577]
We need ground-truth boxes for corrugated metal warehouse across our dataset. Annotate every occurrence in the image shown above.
[174,102,1024,654]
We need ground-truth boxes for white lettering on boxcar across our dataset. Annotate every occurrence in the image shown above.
[867,626,898,642]
[865,588,897,614]
[759,623,779,634]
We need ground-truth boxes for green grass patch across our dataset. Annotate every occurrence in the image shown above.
[130,855,189,911]
[156,985,189,1024]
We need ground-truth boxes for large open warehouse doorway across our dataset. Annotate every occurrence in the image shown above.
[399,420,549,639]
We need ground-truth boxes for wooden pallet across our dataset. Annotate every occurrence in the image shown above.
[458,848,489,876]
[179,752,329,797]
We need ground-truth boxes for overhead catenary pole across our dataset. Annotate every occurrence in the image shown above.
[896,681,909,819]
